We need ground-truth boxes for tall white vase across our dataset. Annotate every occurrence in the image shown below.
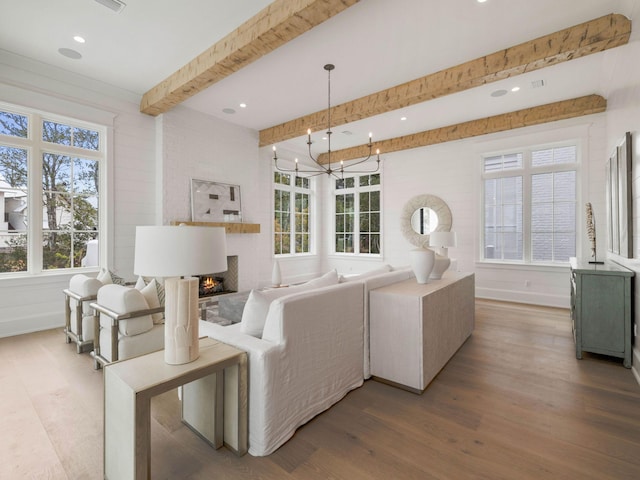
[164,277,199,365]
[409,248,436,284]
[271,260,282,287]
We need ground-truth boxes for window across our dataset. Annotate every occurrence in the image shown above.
[273,172,312,255]
[0,104,104,274]
[334,173,381,255]
[482,144,577,264]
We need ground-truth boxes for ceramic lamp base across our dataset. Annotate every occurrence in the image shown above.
[430,254,451,280]
[164,277,199,365]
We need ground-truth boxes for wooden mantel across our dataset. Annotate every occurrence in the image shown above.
[171,221,260,234]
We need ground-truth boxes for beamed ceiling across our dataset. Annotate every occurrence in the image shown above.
[2,0,640,159]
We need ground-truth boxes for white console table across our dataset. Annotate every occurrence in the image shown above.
[103,337,247,480]
[369,272,475,393]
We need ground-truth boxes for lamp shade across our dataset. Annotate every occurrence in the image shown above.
[134,225,227,277]
[429,231,457,248]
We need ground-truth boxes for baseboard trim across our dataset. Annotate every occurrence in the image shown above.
[475,287,568,309]
[0,313,63,338]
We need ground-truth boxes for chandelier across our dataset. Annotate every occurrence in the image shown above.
[272,63,381,178]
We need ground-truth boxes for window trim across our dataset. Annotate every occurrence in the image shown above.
[331,171,382,256]
[273,171,315,257]
[0,101,108,277]
[480,139,581,266]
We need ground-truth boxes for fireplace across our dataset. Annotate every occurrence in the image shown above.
[197,255,238,298]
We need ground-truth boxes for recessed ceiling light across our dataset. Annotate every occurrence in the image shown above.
[73,35,85,44]
[222,108,236,114]
[490,89,508,97]
[58,48,82,60]
[477,0,488,3]
[511,86,520,92]
[400,116,407,121]
[239,103,247,108]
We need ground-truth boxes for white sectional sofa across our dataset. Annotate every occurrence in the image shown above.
[200,266,413,456]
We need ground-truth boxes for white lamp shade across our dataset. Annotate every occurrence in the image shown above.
[429,231,457,248]
[134,226,227,277]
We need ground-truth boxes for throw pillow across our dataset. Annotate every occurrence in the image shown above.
[97,268,127,286]
[140,279,164,324]
[240,269,339,338]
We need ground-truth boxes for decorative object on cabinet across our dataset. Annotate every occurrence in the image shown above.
[191,179,242,223]
[569,257,633,368]
[606,132,632,257]
[401,194,453,282]
[429,231,457,279]
[585,203,603,264]
[409,247,435,284]
[134,225,227,365]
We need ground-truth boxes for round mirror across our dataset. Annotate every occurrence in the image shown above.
[410,207,439,235]
[401,194,452,248]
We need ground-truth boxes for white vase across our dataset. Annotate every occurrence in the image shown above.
[271,260,282,286]
[409,248,435,284]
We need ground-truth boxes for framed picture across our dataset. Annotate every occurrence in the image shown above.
[190,179,242,222]
[606,132,633,257]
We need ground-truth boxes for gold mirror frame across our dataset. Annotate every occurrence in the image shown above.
[400,194,452,248]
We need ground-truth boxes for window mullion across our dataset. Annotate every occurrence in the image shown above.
[27,114,43,273]
[522,152,532,262]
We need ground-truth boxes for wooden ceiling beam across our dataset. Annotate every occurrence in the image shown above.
[140,0,359,116]
[316,95,606,164]
[260,13,629,147]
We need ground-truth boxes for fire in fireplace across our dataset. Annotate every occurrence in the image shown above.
[198,275,225,297]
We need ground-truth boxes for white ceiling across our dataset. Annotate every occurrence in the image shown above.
[1,0,639,155]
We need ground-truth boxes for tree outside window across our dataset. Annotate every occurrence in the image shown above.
[0,106,103,274]
[274,172,312,255]
[334,173,381,255]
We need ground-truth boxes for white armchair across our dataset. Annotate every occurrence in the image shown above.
[90,284,165,369]
[63,274,102,353]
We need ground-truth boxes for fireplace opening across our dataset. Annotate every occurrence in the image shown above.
[198,275,225,297]
[197,255,238,299]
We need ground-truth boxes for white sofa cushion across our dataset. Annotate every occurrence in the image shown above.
[240,270,339,338]
[339,264,392,282]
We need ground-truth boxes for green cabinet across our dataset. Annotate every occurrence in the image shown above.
[570,258,634,368]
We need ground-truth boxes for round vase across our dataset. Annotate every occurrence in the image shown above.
[409,247,435,284]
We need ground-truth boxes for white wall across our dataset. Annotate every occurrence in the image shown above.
[321,116,607,308]
[600,35,640,381]
[0,51,157,337]
[159,106,272,292]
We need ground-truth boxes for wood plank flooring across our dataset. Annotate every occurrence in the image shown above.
[1,299,640,479]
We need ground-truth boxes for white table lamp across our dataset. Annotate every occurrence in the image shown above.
[429,231,457,280]
[134,225,227,365]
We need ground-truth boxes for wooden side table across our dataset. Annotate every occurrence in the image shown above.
[103,337,247,480]
[369,272,475,393]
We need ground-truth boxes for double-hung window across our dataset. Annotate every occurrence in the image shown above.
[334,173,381,255]
[0,103,104,275]
[274,172,312,255]
[482,143,577,263]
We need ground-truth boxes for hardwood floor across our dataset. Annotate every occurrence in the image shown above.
[2,299,640,479]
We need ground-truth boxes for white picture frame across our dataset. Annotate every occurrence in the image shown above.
[190,179,242,222]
